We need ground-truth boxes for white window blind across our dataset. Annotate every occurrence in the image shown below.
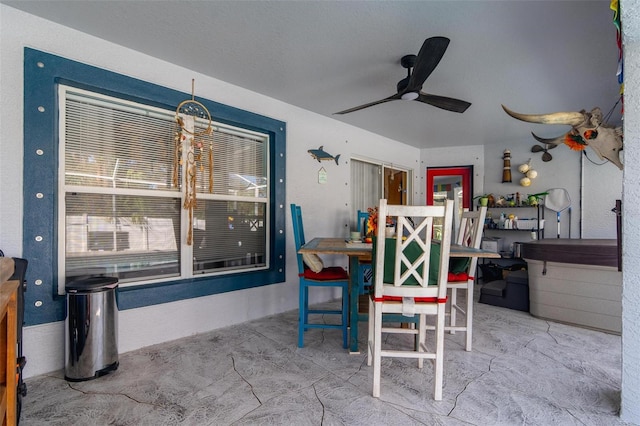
[59,85,269,288]
[350,159,382,227]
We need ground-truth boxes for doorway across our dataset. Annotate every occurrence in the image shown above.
[426,166,474,240]
[351,159,411,228]
[384,166,408,206]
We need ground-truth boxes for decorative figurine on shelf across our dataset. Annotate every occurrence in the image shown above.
[502,149,512,182]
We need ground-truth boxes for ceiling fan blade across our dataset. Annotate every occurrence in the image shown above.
[334,94,400,115]
[531,145,544,152]
[417,93,471,113]
[405,37,450,93]
[542,151,553,162]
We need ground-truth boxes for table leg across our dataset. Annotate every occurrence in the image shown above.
[349,255,361,353]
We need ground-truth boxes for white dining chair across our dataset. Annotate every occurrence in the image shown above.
[367,199,454,401]
[445,206,487,351]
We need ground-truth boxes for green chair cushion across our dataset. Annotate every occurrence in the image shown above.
[449,257,471,274]
[373,238,470,285]
[373,238,437,285]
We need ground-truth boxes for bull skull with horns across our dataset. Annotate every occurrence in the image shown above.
[502,105,623,170]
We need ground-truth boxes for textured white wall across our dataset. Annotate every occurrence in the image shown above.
[0,6,422,377]
[621,0,640,423]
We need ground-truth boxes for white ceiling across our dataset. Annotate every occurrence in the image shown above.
[3,0,623,149]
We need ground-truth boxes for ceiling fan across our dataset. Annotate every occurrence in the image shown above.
[334,37,471,115]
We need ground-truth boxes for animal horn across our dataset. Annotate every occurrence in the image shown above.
[531,132,563,146]
[502,105,586,126]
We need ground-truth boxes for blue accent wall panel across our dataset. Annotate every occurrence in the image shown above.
[22,48,286,326]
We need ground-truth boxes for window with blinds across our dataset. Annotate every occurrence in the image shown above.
[59,85,269,285]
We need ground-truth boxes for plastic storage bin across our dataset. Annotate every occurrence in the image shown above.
[65,276,119,381]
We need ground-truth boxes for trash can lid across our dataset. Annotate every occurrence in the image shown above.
[66,276,118,292]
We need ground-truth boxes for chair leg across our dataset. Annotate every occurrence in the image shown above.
[434,305,446,401]
[298,284,307,348]
[342,284,349,349]
[367,296,374,366]
[372,301,383,398]
[449,287,457,334]
[418,314,426,369]
[465,280,473,351]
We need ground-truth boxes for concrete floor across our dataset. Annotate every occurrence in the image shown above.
[20,296,629,425]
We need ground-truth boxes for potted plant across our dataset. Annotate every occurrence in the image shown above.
[527,192,548,206]
[473,194,491,207]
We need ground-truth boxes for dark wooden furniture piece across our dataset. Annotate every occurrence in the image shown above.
[0,258,18,426]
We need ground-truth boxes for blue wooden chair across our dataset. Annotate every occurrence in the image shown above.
[290,204,349,348]
[356,210,373,294]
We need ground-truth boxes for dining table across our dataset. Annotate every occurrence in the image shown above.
[298,237,501,353]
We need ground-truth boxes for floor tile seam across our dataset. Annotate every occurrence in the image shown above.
[228,373,333,424]
[376,396,457,425]
[388,406,445,425]
[446,351,498,420]
[505,386,622,421]
[243,325,303,355]
[64,379,162,409]
[566,405,626,423]
[443,347,594,418]
[563,401,624,418]
[316,373,441,426]
[340,357,461,423]
[524,326,623,389]
[228,353,263,407]
[343,351,370,383]
[463,368,621,419]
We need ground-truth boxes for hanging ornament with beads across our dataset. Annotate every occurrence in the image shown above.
[173,79,213,245]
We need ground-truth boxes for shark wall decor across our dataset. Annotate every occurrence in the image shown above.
[308,146,341,165]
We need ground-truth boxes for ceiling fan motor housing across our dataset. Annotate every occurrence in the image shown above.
[400,54,417,69]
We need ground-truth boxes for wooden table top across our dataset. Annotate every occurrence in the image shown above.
[299,237,371,255]
[299,237,501,259]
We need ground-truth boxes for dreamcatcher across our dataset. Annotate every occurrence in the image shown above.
[173,80,213,245]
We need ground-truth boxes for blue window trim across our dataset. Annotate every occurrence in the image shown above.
[22,48,287,326]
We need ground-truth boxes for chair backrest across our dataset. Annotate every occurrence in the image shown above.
[356,210,369,234]
[290,204,306,273]
[455,206,487,275]
[457,207,487,248]
[373,199,454,301]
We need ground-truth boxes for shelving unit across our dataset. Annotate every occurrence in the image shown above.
[485,204,544,241]
[484,204,544,258]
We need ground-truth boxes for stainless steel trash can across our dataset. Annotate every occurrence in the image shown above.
[65,276,119,381]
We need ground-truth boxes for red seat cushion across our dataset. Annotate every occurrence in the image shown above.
[302,266,349,281]
[375,295,447,303]
[447,271,469,282]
